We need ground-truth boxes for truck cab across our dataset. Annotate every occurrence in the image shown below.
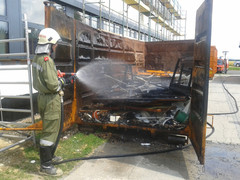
[217,58,228,73]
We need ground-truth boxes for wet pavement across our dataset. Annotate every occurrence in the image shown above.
[61,71,240,180]
[202,142,240,179]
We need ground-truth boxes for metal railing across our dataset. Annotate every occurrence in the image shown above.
[0,14,35,152]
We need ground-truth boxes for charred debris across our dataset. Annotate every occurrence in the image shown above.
[78,57,193,131]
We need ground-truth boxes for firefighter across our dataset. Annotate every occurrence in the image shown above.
[32,28,64,176]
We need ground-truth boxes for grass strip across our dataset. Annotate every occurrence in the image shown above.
[0,127,106,180]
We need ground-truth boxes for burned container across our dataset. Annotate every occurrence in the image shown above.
[46,0,213,164]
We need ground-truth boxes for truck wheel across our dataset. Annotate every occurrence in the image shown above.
[237,64,240,67]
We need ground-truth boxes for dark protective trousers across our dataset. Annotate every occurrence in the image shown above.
[38,93,61,146]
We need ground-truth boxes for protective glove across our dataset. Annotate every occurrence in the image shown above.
[59,90,64,97]
[65,75,75,84]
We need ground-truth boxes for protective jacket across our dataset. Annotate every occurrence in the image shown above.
[32,54,61,146]
[32,54,59,94]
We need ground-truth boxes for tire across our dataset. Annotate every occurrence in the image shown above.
[237,64,240,67]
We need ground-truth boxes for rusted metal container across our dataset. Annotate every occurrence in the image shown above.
[0,0,212,165]
[45,0,213,164]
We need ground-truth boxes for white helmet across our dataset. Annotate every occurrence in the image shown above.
[37,28,61,45]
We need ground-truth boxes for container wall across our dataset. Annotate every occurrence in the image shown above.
[145,40,194,71]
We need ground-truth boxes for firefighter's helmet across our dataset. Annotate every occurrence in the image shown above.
[37,28,61,45]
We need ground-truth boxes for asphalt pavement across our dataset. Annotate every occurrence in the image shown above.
[61,71,240,180]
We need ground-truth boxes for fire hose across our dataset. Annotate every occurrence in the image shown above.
[53,71,76,155]
[51,90,64,157]
[53,122,215,165]
[208,76,239,115]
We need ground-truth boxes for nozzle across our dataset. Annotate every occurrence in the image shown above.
[63,72,76,76]
[58,70,76,78]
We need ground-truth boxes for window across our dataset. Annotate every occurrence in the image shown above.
[217,60,223,65]
[21,0,45,54]
[115,24,120,34]
[91,17,98,28]
[134,31,138,39]
[85,14,90,25]
[140,33,145,41]
[0,0,6,16]
[103,20,108,31]
[28,27,41,54]
[124,28,128,37]
[110,23,114,33]
[21,0,44,25]
[0,21,9,53]
[130,29,134,38]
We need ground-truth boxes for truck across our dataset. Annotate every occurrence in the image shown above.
[209,46,218,79]
[217,58,229,73]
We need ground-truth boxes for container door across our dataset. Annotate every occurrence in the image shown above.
[189,0,213,164]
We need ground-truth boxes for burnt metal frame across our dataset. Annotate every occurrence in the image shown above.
[169,58,193,96]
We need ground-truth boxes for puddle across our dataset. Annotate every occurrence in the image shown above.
[199,142,240,179]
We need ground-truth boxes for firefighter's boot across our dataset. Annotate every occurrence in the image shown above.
[39,146,63,176]
[51,143,62,163]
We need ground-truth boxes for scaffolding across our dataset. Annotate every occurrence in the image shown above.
[0,14,35,152]
[79,0,186,41]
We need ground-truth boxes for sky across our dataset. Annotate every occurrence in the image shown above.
[179,0,240,59]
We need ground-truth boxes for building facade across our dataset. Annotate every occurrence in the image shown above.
[0,0,185,55]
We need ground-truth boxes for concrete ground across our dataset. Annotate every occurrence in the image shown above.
[61,71,240,180]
